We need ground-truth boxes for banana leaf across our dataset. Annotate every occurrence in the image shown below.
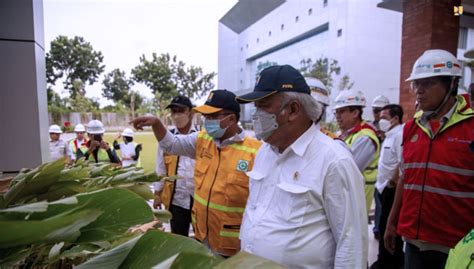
[0,188,154,248]
[214,252,286,269]
[77,230,221,269]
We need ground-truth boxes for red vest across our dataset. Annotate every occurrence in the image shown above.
[398,95,474,248]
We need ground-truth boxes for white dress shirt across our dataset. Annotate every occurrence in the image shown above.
[375,124,403,193]
[153,127,197,210]
[49,139,67,161]
[240,124,368,268]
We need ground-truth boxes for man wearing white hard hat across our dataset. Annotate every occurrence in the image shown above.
[68,124,88,163]
[76,120,120,163]
[113,128,142,167]
[333,89,381,216]
[384,49,474,268]
[371,95,390,130]
[49,124,68,161]
[305,77,337,138]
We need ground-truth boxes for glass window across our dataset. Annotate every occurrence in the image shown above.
[458,27,467,49]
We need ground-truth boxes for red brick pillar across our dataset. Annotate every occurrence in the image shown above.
[399,0,461,119]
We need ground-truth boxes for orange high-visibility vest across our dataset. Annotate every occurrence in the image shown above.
[192,131,261,257]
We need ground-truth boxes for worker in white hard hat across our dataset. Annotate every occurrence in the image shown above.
[384,49,474,268]
[49,124,68,162]
[305,77,337,138]
[371,95,390,130]
[76,120,120,163]
[333,89,381,216]
[68,124,88,163]
[113,128,142,167]
[370,94,390,242]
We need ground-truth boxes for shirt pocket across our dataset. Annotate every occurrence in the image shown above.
[225,172,249,207]
[245,170,265,209]
[274,182,311,224]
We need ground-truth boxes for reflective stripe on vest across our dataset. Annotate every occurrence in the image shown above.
[403,162,474,177]
[404,184,474,199]
[193,193,245,213]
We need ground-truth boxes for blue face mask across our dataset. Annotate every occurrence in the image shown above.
[204,115,231,139]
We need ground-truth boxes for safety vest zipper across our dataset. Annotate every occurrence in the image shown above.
[205,147,221,239]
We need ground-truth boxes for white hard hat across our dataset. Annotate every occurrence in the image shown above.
[74,124,86,132]
[305,77,330,106]
[372,95,390,108]
[406,49,462,81]
[121,128,134,137]
[333,89,366,110]
[87,120,105,134]
[49,124,63,134]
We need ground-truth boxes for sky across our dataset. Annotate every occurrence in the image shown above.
[43,0,238,106]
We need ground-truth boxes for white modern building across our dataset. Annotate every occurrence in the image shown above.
[218,0,474,122]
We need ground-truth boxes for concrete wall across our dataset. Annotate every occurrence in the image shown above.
[0,0,49,172]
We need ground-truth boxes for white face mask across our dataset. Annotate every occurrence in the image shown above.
[171,112,190,128]
[378,118,392,133]
[252,108,280,141]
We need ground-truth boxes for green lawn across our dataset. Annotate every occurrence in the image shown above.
[104,132,158,173]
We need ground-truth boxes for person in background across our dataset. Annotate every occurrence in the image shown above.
[236,65,367,268]
[113,128,142,167]
[49,124,68,162]
[131,90,261,257]
[371,95,390,240]
[385,49,474,268]
[370,104,404,269]
[68,123,87,164]
[76,120,120,164]
[152,95,197,237]
[304,77,337,138]
[334,89,381,217]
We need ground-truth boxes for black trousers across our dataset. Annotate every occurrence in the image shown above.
[376,186,404,269]
[169,198,193,237]
[405,243,448,269]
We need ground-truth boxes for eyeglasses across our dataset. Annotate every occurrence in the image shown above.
[411,77,441,90]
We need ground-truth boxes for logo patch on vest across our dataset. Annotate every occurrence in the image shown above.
[410,134,418,143]
[236,160,249,172]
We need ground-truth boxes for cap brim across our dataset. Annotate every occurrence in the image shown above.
[193,104,222,114]
[236,90,278,104]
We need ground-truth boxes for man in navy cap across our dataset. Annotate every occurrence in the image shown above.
[131,90,261,257]
[236,65,367,268]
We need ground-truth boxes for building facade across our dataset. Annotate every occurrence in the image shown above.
[218,0,474,122]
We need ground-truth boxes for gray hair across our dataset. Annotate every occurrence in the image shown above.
[280,92,323,123]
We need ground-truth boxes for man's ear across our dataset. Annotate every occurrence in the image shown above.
[288,100,301,121]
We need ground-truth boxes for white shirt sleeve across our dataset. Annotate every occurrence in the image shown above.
[153,145,167,192]
[159,130,199,159]
[324,158,368,268]
[351,135,377,172]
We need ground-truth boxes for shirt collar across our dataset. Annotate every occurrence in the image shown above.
[214,129,245,148]
[177,124,198,135]
[385,123,402,137]
[280,124,317,157]
[419,99,458,126]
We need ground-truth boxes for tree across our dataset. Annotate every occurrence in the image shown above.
[338,75,355,91]
[300,57,354,93]
[46,35,105,98]
[132,53,215,108]
[102,69,143,116]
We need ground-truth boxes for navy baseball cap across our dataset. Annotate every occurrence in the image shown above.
[194,89,240,114]
[236,65,310,104]
[166,95,194,109]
